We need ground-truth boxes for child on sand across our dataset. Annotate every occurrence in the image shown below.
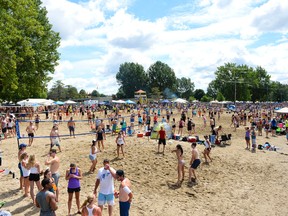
[171,144,185,186]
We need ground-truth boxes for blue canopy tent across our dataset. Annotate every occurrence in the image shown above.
[54,101,64,105]
[126,100,136,104]
[161,99,171,103]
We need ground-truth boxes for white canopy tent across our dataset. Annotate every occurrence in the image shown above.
[64,100,77,104]
[112,100,126,104]
[275,107,288,114]
[17,98,54,106]
[172,98,188,103]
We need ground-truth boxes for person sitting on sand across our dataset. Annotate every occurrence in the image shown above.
[171,144,185,185]
[189,143,201,183]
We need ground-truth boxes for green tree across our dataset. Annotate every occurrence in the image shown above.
[206,80,218,99]
[248,66,271,102]
[66,85,79,99]
[213,63,253,102]
[79,89,87,98]
[216,92,225,101]
[147,61,177,94]
[201,95,212,102]
[176,77,194,99]
[194,89,205,101]
[151,87,162,100]
[91,90,100,97]
[0,0,60,102]
[48,80,66,100]
[116,62,148,98]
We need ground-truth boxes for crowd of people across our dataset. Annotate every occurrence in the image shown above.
[2,101,288,215]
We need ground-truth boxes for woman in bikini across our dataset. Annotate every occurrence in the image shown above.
[171,144,185,185]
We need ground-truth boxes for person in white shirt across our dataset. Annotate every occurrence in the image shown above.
[93,159,116,216]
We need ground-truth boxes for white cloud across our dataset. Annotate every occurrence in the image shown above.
[42,0,288,95]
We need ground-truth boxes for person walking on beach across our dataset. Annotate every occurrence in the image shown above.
[50,125,61,152]
[203,135,212,163]
[45,149,60,202]
[251,127,257,153]
[67,117,76,138]
[89,139,98,174]
[114,170,133,216]
[35,178,58,215]
[27,155,41,203]
[18,143,27,190]
[81,194,102,216]
[178,119,184,136]
[20,152,30,197]
[156,126,166,154]
[96,126,105,152]
[189,143,201,183]
[245,127,251,150]
[26,121,36,146]
[171,144,185,186]
[116,132,126,158]
[66,163,82,215]
[93,159,117,216]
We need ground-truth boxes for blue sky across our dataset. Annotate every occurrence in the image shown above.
[42,0,288,95]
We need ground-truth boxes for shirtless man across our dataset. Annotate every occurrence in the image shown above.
[45,149,60,202]
[115,170,133,216]
[26,121,36,146]
[67,117,76,138]
[50,125,61,152]
[189,142,201,183]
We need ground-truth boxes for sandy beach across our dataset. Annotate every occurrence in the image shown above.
[0,110,288,216]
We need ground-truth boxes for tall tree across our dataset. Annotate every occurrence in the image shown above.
[147,61,177,94]
[116,62,148,98]
[79,89,87,98]
[176,77,194,99]
[0,0,60,102]
[214,63,253,102]
[47,80,66,100]
[194,89,205,101]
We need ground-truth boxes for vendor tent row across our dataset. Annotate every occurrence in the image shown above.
[16,99,76,106]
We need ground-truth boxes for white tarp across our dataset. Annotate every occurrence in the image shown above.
[64,100,77,104]
[172,98,188,103]
[17,98,54,106]
[275,107,288,114]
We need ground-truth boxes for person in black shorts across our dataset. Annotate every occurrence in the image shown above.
[96,126,105,152]
[156,126,166,154]
[189,143,201,183]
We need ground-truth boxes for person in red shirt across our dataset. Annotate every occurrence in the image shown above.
[156,126,166,154]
